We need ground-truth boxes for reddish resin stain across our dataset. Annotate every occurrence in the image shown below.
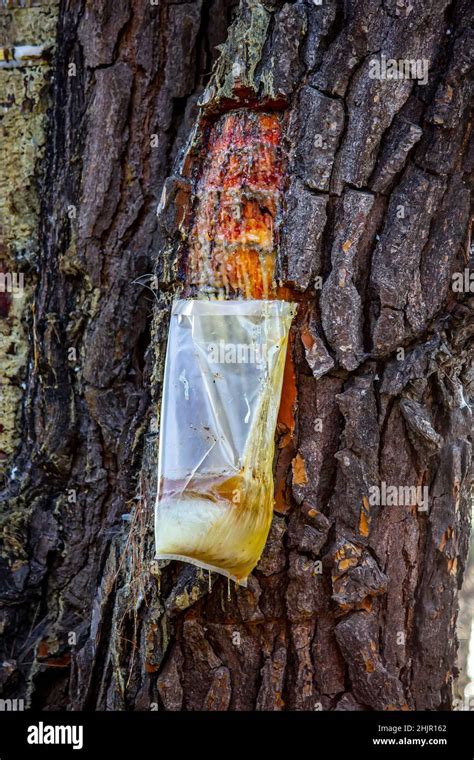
[188,110,283,299]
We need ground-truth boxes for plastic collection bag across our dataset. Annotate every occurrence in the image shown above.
[155,299,296,583]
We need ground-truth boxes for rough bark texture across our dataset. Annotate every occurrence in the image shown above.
[0,0,473,712]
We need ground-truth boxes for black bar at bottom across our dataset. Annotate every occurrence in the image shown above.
[0,709,473,758]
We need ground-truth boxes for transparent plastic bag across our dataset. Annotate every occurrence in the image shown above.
[155,299,296,583]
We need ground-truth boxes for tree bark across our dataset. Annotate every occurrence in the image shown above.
[0,0,472,712]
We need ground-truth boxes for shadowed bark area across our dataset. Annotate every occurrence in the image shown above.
[0,0,472,712]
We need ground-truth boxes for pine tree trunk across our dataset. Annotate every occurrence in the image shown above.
[0,0,472,712]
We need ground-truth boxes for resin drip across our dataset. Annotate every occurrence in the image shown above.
[187,111,283,299]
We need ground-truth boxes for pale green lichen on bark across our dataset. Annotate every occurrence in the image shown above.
[0,2,59,476]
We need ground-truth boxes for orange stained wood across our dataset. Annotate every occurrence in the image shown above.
[188,110,283,298]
